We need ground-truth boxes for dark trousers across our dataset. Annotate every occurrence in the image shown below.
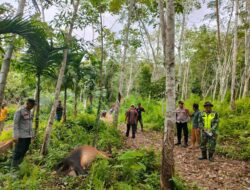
[176,122,188,144]
[137,117,143,131]
[56,114,62,121]
[126,124,136,138]
[12,138,31,167]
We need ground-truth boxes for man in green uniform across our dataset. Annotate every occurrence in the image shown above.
[198,102,219,161]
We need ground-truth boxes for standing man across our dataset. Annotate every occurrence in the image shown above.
[0,103,8,133]
[190,103,201,148]
[56,100,63,121]
[176,101,190,147]
[198,102,219,161]
[125,105,138,138]
[136,103,145,132]
[12,98,36,167]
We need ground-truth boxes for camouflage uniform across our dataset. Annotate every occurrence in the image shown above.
[198,111,219,160]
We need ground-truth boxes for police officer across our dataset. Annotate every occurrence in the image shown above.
[198,101,219,161]
[12,98,36,167]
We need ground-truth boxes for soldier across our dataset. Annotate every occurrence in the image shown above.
[198,101,219,161]
[12,98,36,168]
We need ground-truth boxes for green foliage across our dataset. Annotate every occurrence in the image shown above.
[215,99,250,160]
[0,17,50,63]
[85,149,160,190]
[0,129,12,141]
[150,77,165,99]
[5,104,17,122]
[137,64,152,97]
[1,160,42,190]
[172,175,203,190]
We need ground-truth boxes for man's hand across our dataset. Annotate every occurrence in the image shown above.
[13,138,18,143]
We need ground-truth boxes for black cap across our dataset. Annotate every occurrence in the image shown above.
[204,101,213,107]
[27,98,36,105]
[178,100,184,104]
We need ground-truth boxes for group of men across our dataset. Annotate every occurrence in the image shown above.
[125,103,145,139]
[176,100,219,161]
[9,97,218,168]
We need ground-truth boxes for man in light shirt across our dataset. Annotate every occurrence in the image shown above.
[175,101,190,147]
[12,99,36,168]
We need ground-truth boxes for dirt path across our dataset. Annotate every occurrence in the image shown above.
[119,124,250,190]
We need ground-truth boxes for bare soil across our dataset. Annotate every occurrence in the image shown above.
[119,124,250,190]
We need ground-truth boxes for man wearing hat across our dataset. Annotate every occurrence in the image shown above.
[12,98,36,167]
[198,101,219,161]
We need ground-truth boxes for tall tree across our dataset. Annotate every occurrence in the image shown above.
[212,0,222,100]
[230,0,239,109]
[242,0,250,98]
[0,0,26,108]
[93,11,104,146]
[158,0,175,189]
[113,0,134,127]
[41,0,80,155]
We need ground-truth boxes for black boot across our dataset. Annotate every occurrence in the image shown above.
[208,152,214,161]
[198,150,207,160]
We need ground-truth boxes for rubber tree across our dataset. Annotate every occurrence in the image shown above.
[230,0,239,110]
[158,0,176,189]
[243,0,250,98]
[212,0,222,100]
[41,0,80,155]
[113,0,134,127]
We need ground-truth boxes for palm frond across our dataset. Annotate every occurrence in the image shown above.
[0,16,50,59]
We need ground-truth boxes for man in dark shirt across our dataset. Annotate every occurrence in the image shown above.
[136,103,145,132]
[56,101,63,121]
[125,105,138,138]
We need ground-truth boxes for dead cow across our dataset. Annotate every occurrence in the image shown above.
[55,145,110,176]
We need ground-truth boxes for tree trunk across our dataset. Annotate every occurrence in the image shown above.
[184,61,190,99]
[93,12,104,147]
[73,83,77,117]
[219,1,234,101]
[34,74,41,135]
[0,0,26,107]
[41,0,80,155]
[181,64,186,99]
[177,13,186,98]
[38,0,45,22]
[113,0,134,127]
[126,55,134,97]
[140,19,158,78]
[215,0,222,54]
[230,0,239,110]
[212,0,222,100]
[242,0,250,98]
[62,85,67,122]
[158,0,175,189]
